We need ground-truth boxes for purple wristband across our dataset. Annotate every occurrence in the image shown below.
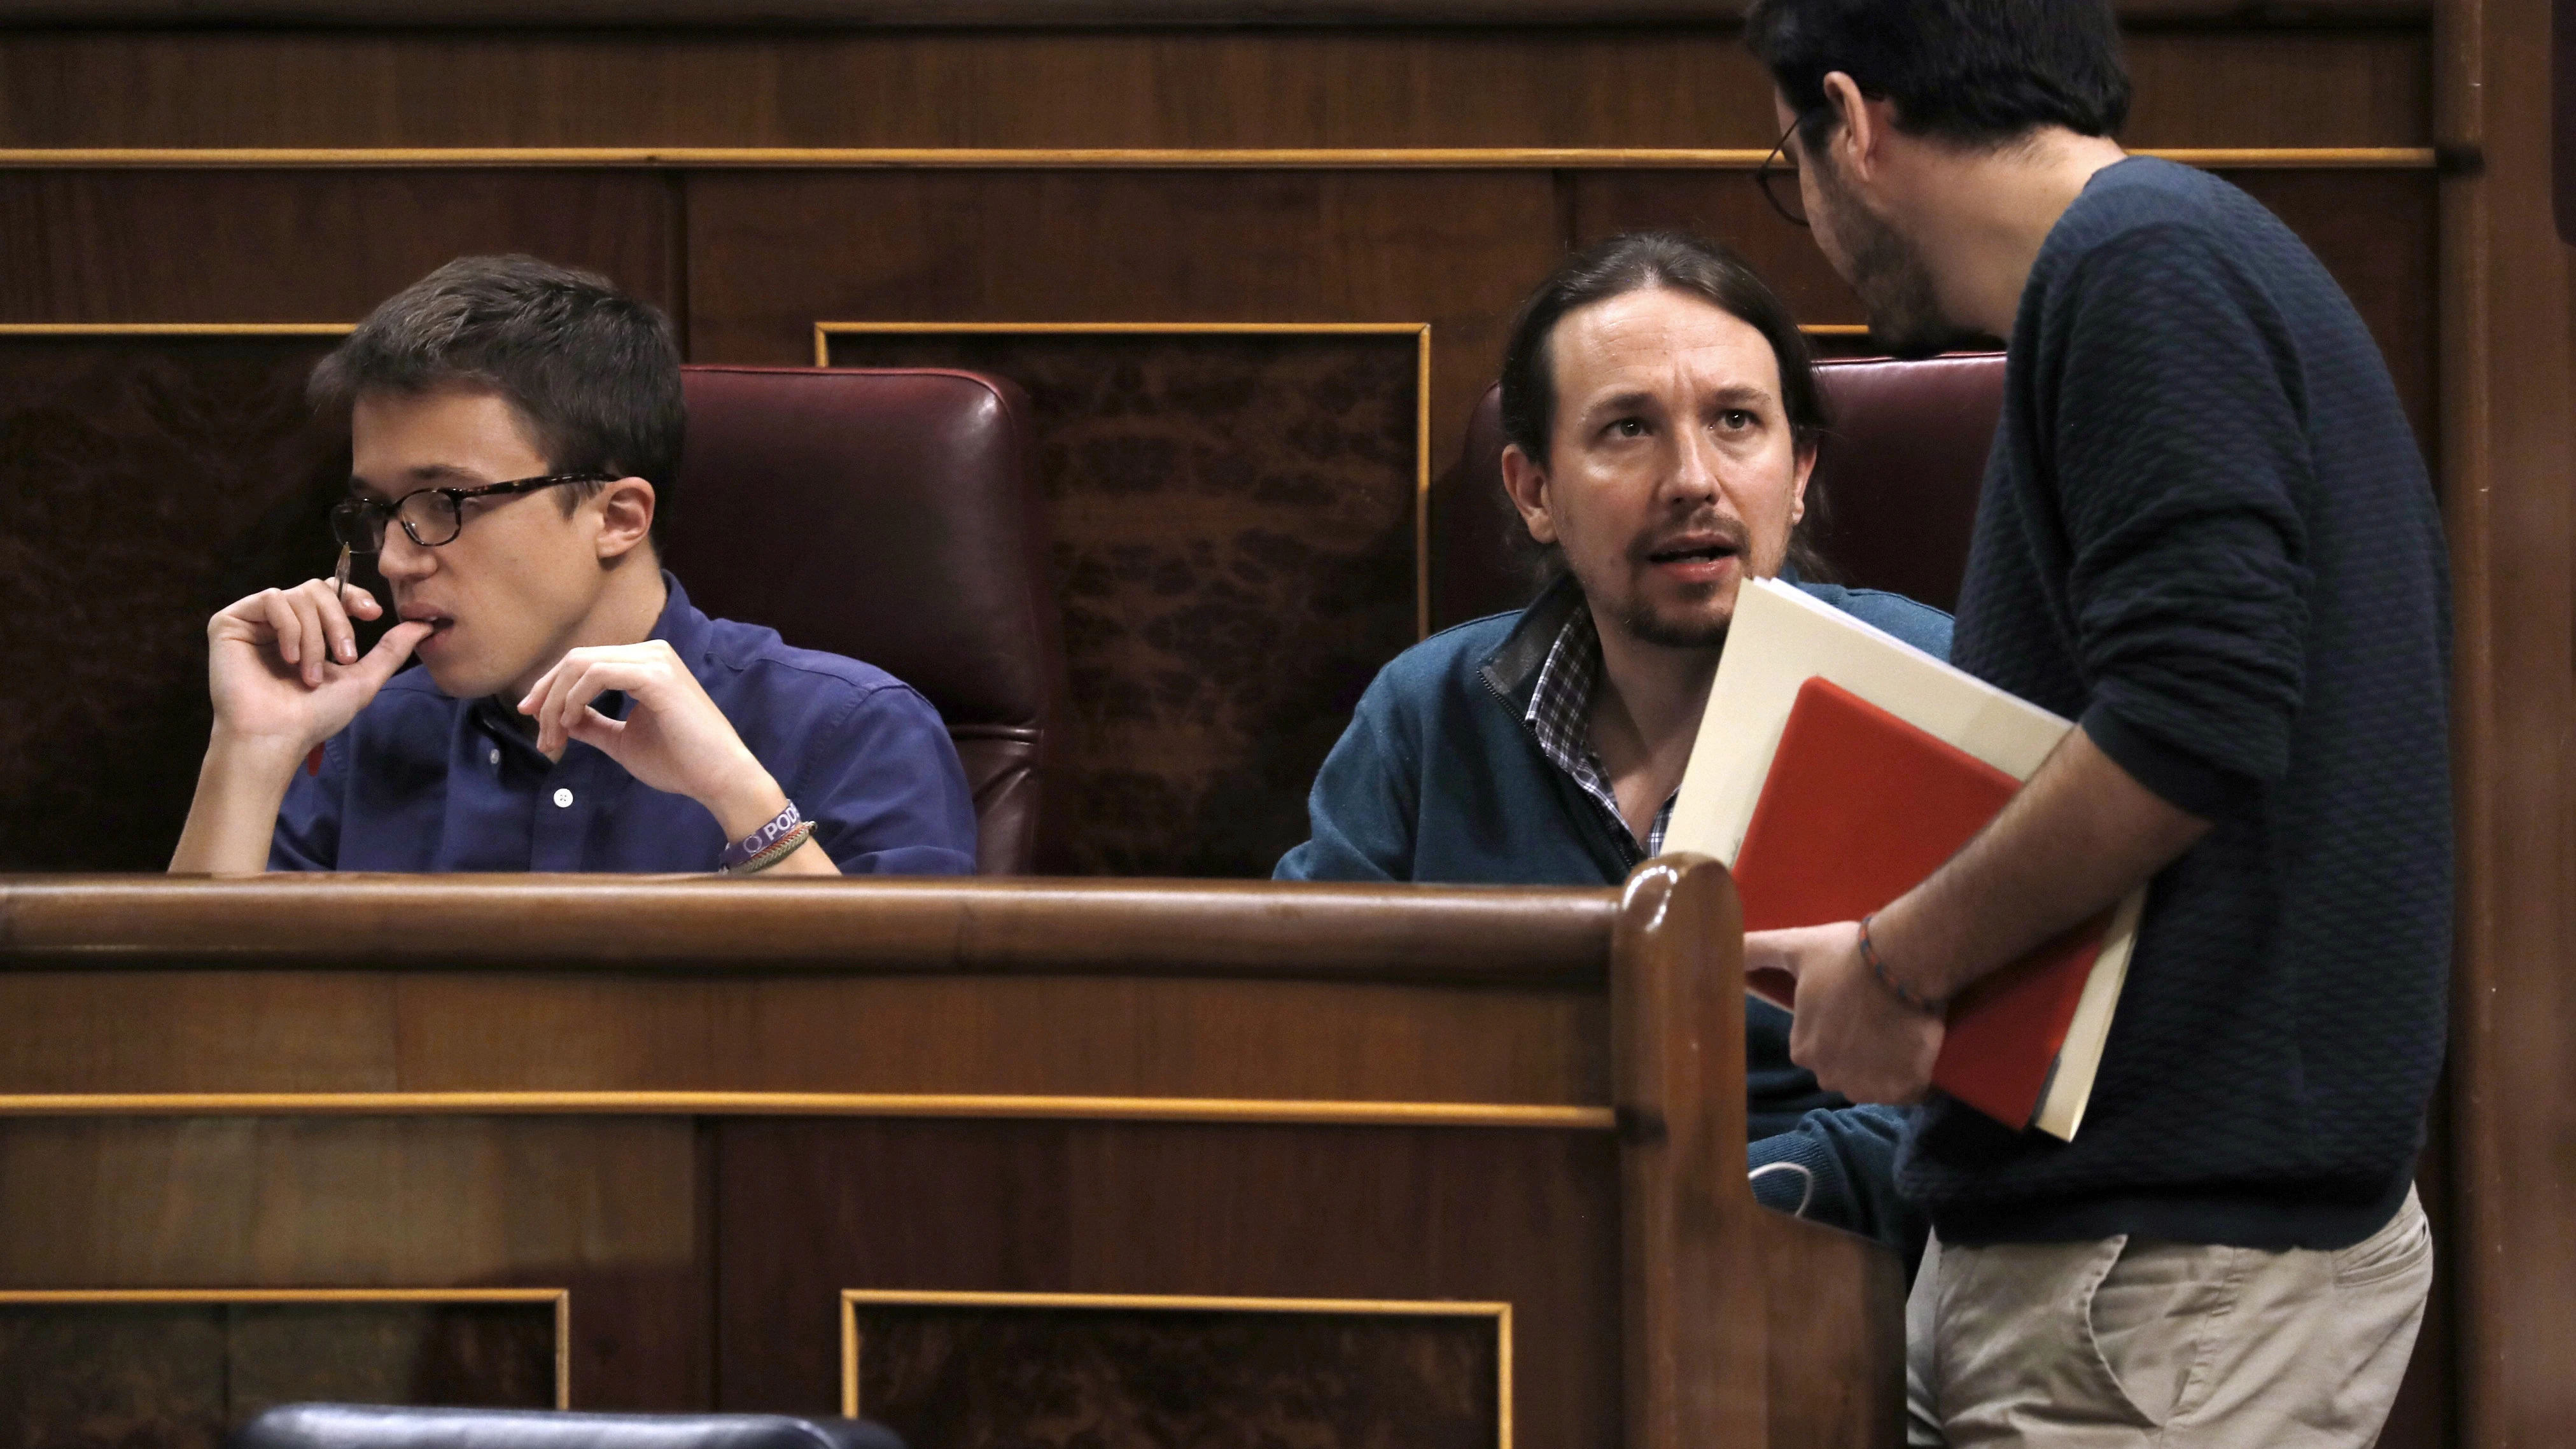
[719,800,806,874]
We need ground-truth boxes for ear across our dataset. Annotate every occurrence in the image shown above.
[592,476,657,561]
[1499,442,1558,545]
[1789,438,1817,528]
[1819,71,1892,185]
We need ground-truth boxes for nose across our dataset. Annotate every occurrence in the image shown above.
[1665,423,1725,508]
[374,527,435,583]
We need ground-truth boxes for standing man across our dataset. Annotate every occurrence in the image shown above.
[1739,3,2448,1445]
[171,255,978,876]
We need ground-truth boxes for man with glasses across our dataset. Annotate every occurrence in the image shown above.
[169,255,977,877]
[1735,3,2447,1445]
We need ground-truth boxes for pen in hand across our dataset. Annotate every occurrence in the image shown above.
[304,545,352,777]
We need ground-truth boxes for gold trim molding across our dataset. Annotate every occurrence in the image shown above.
[0,1287,571,1408]
[0,1089,1618,1129]
[818,319,1438,636]
[839,1288,1513,1445]
[0,146,2440,171]
[0,322,356,337]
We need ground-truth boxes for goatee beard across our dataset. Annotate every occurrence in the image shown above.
[1823,178,1968,360]
[1615,600,1731,651]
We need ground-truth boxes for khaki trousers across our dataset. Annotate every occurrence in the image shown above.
[1906,1189,2431,1448]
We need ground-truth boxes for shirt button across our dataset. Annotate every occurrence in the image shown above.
[553,788,575,808]
[489,748,501,766]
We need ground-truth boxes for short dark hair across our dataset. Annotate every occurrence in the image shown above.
[1497,230,1832,578]
[311,255,686,544]
[1746,0,2130,152]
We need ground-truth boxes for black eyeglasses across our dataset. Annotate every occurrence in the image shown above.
[1756,113,1811,229]
[330,472,617,552]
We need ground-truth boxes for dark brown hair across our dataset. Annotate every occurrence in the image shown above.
[1497,230,1832,578]
[311,255,686,544]
[1747,0,2130,155]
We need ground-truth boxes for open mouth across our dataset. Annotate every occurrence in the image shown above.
[1647,543,1740,565]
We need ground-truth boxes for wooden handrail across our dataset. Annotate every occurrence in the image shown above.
[0,874,1616,981]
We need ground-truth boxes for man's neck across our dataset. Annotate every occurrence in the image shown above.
[1586,612,1724,839]
[1904,129,2130,339]
[505,556,669,703]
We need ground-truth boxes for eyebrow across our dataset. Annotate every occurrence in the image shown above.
[346,463,489,500]
[1580,382,1779,418]
[1703,384,1779,409]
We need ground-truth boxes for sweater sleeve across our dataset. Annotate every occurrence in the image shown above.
[1748,1104,1929,1275]
[2049,224,2314,816]
[1273,664,1422,882]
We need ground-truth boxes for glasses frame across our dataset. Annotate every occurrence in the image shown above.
[1755,112,1814,230]
[331,472,619,554]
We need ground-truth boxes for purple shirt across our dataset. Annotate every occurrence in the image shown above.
[272,574,978,874]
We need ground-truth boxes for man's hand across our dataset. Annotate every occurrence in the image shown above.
[172,578,432,873]
[516,640,784,837]
[207,578,433,754]
[1744,920,1945,1105]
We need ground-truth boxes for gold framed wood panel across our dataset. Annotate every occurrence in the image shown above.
[0,323,356,336]
[0,1090,1618,1129]
[0,1287,571,1408]
[837,1287,1515,1446]
[0,146,2444,171]
[815,319,1438,636]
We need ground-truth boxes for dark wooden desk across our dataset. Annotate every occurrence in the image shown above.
[0,859,1900,1448]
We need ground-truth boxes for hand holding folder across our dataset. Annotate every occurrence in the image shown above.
[1666,580,2144,1140]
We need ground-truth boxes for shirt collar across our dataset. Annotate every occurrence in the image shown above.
[648,570,711,662]
[1515,596,1674,860]
[1478,573,1588,707]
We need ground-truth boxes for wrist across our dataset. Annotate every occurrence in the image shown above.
[1858,913,1945,1015]
[204,725,317,781]
[703,762,790,840]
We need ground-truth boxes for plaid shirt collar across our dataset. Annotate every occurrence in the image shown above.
[1520,605,1673,861]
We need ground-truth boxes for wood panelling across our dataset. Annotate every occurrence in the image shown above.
[0,1299,559,1439]
[684,170,1551,437]
[0,969,1605,1105]
[0,867,1855,1441]
[0,172,676,321]
[848,1298,1501,1448]
[717,1118,1620,1443]
[0,1116,710,1408]
[820,328,1418,875]
[2437,0,2576,1443]
[0,334,347,872]
[0,27,2427,150]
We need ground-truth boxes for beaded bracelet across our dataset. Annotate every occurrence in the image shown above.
[726,819,815,876]
[1858,913,1945,1015]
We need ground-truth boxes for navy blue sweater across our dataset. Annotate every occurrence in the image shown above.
[1910,158,2451,1250]
[1277,574,1954,1254]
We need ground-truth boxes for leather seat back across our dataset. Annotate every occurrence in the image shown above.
[667,366,1066,874]
[1428,353,2008,626]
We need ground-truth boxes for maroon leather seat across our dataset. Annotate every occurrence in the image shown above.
[1428,353,2008,628]
[666,367,1065,875]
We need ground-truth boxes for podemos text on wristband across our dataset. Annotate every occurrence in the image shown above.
[719,801,807,874]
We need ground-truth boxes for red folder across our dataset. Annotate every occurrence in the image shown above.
[1733,676,2115,1131]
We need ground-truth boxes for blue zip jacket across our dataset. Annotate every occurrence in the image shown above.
[1277,573,1952,1261]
